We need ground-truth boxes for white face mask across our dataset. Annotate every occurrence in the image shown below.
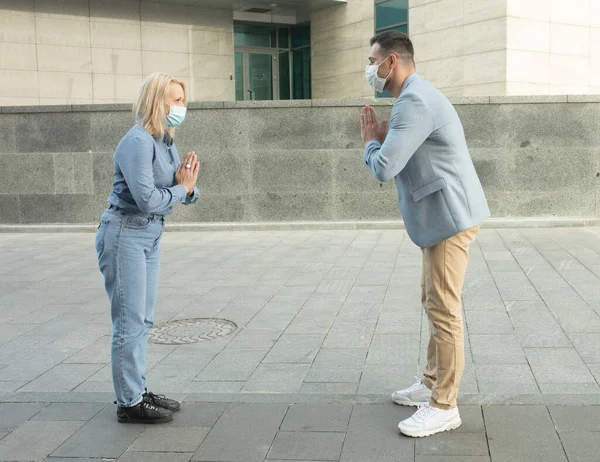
[365,55,393,93]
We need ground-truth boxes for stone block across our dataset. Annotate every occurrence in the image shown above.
[267,431,345,461]
[281,404,352,432]
[0,403,48,431]
[558,432,600,462]
[142,50,189,77]
[0,42,37,71]
[37,44,92,73]
[475,364,539,394]
[507,17,550,53]
[129,426,209,453]
[119,453,193,462]
[415,432,489,456]
[0,70,38,99]
[190,29,234,56]
[15,112,91,152]
[242,363,309,393]
[18,363,101,392]
[31,402,106,421]
[0,420,84,462]
[18,194,102,223]
[91,48,143,75]
[263,334,324,364]
[525,347,595,383]
[90,20,141,49]
[0,12,36,43]
[0,153,54,194]
[51,406,145,458]
[484,406,567,462]
[195,349,268,381]
[340,404,414,462]
[192,403,287,462]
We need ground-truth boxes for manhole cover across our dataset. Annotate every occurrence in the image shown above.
[150,318,237,345]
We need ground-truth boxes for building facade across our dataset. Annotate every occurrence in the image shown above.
[0,0,597,106]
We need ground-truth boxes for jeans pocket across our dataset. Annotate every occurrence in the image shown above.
[121,215,152,230]
[95,219,109,255]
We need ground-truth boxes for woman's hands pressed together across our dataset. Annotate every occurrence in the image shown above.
[175,151,200,196]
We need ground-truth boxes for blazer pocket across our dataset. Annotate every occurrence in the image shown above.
[411,177,447,202]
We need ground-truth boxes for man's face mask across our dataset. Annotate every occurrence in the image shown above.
[366,55,393,93]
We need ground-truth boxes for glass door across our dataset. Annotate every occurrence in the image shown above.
[248,52,276,100]
[235,49,278,101]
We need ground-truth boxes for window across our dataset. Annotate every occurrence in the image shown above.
[234,23,311,101]
[374,0,409,98]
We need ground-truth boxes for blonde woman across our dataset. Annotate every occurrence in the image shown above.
[95,73,199,424]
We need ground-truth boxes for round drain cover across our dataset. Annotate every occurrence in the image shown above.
[149,318,237,345]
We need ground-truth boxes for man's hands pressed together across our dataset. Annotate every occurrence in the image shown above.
[360,105,388,145]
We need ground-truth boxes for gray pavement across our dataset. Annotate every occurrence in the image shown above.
[1,227,600,461]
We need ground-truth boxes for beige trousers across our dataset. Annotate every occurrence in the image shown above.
[420,225,480,410]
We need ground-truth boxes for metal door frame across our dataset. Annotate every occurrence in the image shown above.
[235,46,278,101]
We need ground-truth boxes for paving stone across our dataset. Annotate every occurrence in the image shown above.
[267,431,345,461]
[340,404,414,462]
[165,403,227,428]
[242,363,310,393]
[194,349,268,381]
[299,382,359,394]
[454,407,486,433]
[469,334,527,364]
[225,328,282,349]
[415,457,490,462]
[281,404,352,432]
[538,382,600,394]
[466,312,515,334]
[192,403,288,462]
[475,364,539,394]
[51,406,145,458]
[568,333,600,363]
[555,311,600,333]
[0,402,48,431]
[129,426,209,452]
[358,364,419,395]
[415,432,489,456]
[0,420,84,462]
[557,432,600,462]
[549,406,600,432]
[0,381,26,392]
[483,406,567,462]
[323,321,376,348]
[263,334,325,364]
[366,334,420,365]
[31,402,106,421]
[311,348,368,369]
[304,367,362,383]
[185,381,245,393]
[18,364,102,392]
[117,452,193,462]
[525,348,595,383]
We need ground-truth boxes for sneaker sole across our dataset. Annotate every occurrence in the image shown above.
[397,417,462,438]
[391,398,428,407]
[391,394,430,407]
[118,414,174,424]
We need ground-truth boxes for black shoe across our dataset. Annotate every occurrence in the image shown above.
[143,389,181,412]
[117,401,173,424]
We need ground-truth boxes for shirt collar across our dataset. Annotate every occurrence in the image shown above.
[401,72,420,94]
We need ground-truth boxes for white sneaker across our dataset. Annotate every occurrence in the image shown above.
[397,403,462,438]
[391,377,432,406]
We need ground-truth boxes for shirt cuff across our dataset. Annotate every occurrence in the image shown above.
[185,186,200,205]
[172,184,188,203]
[364,140,382,165]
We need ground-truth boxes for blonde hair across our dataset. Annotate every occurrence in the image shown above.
[134,72,186,140]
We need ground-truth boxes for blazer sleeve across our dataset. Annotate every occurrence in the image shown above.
[117,134,188,213]
[363,93,434,182]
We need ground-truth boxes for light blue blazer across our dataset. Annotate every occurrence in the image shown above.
[364,73,490,248]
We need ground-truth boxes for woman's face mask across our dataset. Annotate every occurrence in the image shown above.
[365,55,393,93]
[166,105,186,127]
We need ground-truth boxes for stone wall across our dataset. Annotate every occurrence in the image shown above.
[0,95,598,225]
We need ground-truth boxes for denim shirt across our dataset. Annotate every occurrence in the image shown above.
[107,124,199,216]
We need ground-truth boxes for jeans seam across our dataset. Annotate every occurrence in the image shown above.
[114,223,129,406]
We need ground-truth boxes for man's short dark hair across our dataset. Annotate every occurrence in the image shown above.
[370,31,414,64]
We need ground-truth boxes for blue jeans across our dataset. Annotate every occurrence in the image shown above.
[96,206,165,407]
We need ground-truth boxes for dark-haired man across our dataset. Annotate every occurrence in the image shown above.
[361,30,489,438]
